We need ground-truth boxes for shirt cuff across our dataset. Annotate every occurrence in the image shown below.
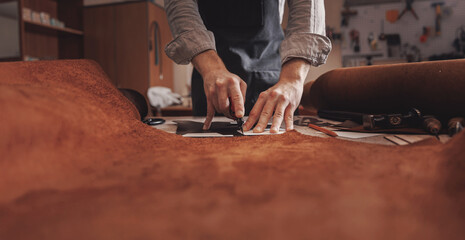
[164,29,216,65]
[280,33,332,67]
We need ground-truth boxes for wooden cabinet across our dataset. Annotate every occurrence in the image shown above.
[84,1,173,98]
[0,0,83,61]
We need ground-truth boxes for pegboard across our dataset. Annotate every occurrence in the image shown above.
[341,0,465,61]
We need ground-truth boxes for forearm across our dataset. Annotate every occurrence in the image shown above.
[279,58,311,85]
[191,50,227,77]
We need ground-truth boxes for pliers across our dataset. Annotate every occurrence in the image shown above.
[398,0,419,20]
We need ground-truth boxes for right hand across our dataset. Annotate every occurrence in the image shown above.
[192,50,247,130]
[202,69,247,130]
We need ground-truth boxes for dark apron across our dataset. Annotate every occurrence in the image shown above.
[192,0,284,116]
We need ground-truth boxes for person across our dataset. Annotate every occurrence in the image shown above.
[164,0,331,133]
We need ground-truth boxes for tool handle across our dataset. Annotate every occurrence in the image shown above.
[448,117,464,137]
[423,117,442,136]
[229,97,238,120]
[308,123,338,137]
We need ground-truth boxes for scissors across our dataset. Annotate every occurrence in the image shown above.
[143,117,165,126]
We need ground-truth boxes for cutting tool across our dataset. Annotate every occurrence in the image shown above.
[236,117,244,134]
[230,109,244,134]
[229,98,244,134]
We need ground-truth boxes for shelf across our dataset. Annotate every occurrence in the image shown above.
[0,57,22,62]
[24,19,83,35]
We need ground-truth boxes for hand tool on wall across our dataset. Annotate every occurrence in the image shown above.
[379,20,386,41]
[350,29,360,52]
[398,0,419,21]
[326,27,342,41]
[402,43,421,62]
[368,32,378,51]
[453,26,465,55]
[431,2,444,36]
[341,1,358,27]
[420,26,431,43]
[341,53,383,67]
[448,117,464,137]
[386,9,399,23]
[385,34,401,57]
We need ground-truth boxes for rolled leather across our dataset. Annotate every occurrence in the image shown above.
[302,59,465,118]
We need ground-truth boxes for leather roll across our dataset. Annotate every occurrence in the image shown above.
[302,59,465,118]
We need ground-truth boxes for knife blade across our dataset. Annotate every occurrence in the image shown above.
[237,117,244,134]
[229,97,244,135]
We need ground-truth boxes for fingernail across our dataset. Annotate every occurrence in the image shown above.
[237,110,244,118]
[254,126,262,133]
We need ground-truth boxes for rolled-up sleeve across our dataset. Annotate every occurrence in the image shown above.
[164,0,216,65]
[281,0,332,67]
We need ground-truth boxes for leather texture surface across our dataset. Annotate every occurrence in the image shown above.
[302,59,465,118]
[1,60,464,239]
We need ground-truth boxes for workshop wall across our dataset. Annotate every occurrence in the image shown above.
[306,0,344,82]
[341,0,465,64]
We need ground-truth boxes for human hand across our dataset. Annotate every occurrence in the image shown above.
[202,69,247,129]
[242,59,310,133]
[192,50,247,130]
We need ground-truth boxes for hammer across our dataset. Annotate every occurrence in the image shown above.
[431,2,444,36]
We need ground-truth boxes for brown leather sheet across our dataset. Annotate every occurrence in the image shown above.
[1,60,465,239]
[302,59,465,118]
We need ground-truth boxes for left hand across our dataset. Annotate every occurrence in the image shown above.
[242,58,310,133]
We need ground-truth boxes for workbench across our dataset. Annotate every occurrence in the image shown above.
[151,115,452,145]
